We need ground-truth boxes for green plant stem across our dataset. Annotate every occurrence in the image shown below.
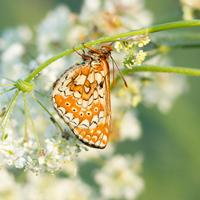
[112,65,200,88]
[25,20,200,82]
[0,87,17,96]
[34,90,50,99]
[29,92,64,134]
[23,93,41,152]
[0,75,15,83]
[122,66,200,76]
[0,84,15,87]
[1,90,20,141]
[23,92,28,141]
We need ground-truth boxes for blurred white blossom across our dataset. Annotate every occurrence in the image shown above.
[95,154,144,200]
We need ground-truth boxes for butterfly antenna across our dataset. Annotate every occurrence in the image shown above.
[110,55,129,88]
[112,57,116,87]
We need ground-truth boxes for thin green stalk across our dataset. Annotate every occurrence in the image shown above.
[23,93,41,152]
[29,92,64,134]
[122,66,200,76]
[112,65,200,88]
[0,75,15,83]
[23,92,28,141]
[25,20,200,82]
[34,90,50,99]
[0,98,14,127]
[1,90,20,140]
[0,87,17,96]
[0,84,15,87]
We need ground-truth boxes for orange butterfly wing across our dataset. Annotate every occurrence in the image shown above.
[51,47,111,148]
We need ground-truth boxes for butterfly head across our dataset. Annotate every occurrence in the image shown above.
[100,45,113,55]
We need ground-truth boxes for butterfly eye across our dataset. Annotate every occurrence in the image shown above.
[80,112,83,116]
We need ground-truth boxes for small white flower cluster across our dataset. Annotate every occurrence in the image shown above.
[114,41,124,52]
[0,129,87,174]
[0,169,94,200]
[115,36,149,68]
[136,50,147,66]
[138,36,151,47]
[94,154,144,200]
[122,49,147,68]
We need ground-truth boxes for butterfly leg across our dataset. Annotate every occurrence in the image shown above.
[81,43,102,54]
[73,46,90,60]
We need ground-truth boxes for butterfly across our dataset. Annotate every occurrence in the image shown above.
[51,44,127,149]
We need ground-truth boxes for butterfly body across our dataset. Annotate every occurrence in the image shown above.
[51,46,113,149]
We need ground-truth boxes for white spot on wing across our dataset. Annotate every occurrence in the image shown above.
[102,135,107,142]
[87,72,94,83]
[79,119,90,128]
[99,111,104,119]
[83,138,89,143]
[82,100,88,108]
[78,134,83,139]
[70,118,79,126]
[74,129,79,135]
[91,115,98,124]
[95,140,101,146]
[95,73,102,84]
[89,140,95,145]
[58,79,71,91]
[90,122,97,129]
[52,97,56,103]
[57,107,66,115]
[77,98,82,105]
[75,75,87,85]
[74,91,81,98]
[99,141,106,148]
[84,86,90,93]
[65,113,74,121]
[64,87,73,97]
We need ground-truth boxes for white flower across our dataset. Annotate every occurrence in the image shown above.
[136,50,147,66]
[14,157,26,168]
[38,156,45,165]
[120,110,141,141]
[14,147,25,157]
[138,36,151,47]
[114,41,123,52]
[95,154,144,200]
[1,43,25,62]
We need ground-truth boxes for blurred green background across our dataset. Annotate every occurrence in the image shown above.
[0,0,200,199]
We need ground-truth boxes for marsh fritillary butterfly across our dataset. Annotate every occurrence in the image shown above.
[51,44,113,149]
